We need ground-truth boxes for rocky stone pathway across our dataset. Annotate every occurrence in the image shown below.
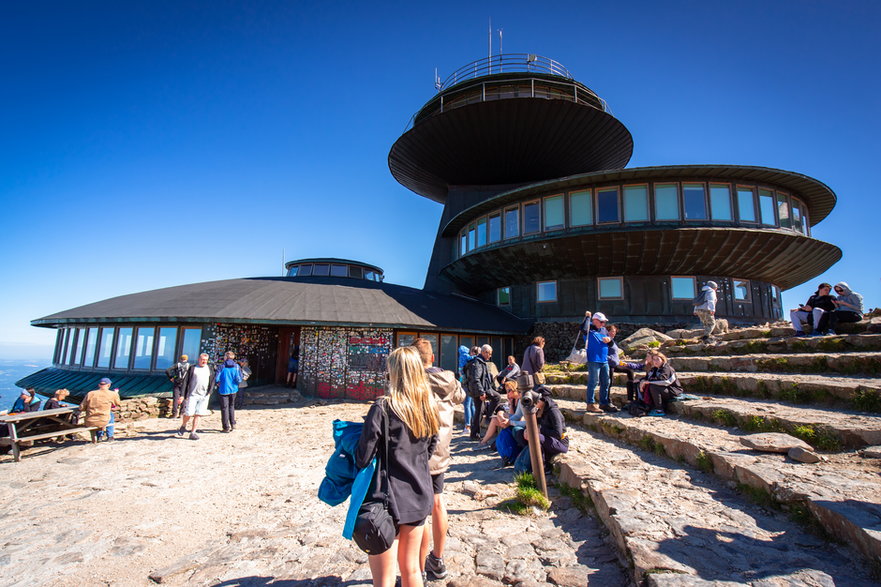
[0,400,627,586]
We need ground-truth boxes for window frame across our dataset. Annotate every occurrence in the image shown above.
[568,188,593,227]
[670,276,697,300]
[622,184,649,223]
[476,217,487,248]
[736,185,758,223]
[536,280,558,304]
[682,182,708,221]
[732,278,752,303]
[757,188,777,227]
[542,193,565,232]
[521,199,542,235]
[497,286,511,306]
[653,182,680,222]
[96,327,114,369]
[709,183,733,221]
[595,187,621,224]
[597,276,624,300]
[487,213,502,244]
[503,206,520,240]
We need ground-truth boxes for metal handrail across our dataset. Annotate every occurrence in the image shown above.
[438,54,573,89]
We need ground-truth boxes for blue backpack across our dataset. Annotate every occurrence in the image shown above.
[496,428,518,460]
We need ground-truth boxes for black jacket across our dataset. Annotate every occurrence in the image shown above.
[355,399,438,526]
[465,355,499,401]
[182,363,216,398]
[537,393,567,444]
[803,294,836,313]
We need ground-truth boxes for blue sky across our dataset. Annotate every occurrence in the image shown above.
[1,1,878,360]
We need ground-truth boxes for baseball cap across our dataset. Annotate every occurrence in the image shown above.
[99,377,112,385]
[593,312,608,322]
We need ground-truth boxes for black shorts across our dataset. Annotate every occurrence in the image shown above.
[431,473,445,495]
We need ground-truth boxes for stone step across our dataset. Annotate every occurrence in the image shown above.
[662,333,881,357]
[554,397,881,565]
[548,382,881,449]
[667,352,881,376]
[556,427,875,584]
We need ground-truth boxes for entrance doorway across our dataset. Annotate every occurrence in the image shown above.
[275,327,300,385]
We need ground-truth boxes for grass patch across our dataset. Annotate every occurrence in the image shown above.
[789,425,840,452]
[647,341,661,348]
[742,340,769,353]
[498,473,551,514]
[741,415,781,433]
[712,409,738,427]
[557,482,594,512]
[696,450,713,473]
[853,388,881,413]
[736,483,776,509]
[638,436,657,452]
[815,337,849,353]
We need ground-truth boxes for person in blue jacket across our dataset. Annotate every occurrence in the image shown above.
[10,388,41,413]
[457,345,476,435]
[215,351,243,433]
[585,313,618,413]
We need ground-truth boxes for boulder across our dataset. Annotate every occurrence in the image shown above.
[740,433,813,454]
[860,446,881,459]
[665,328,703,339]
[788,446,822,463]
[619,328,672,352]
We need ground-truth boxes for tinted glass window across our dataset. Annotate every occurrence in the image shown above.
[180,328,201,363]
[397,333,416,347]
[598,278,622,299]
[523,202,540,234]
[737,188,756,222]
[468,225,476,250]
[83,327,99,367]
[97,328,113,368]
[504,207,519,239]
[733,279,751,301]
[298,264,313,276]
[498,287,510,305]
[543,195,564,230]
[654,184,679,221]
[313,264,330,276]
[134,327,155,369]
[536,281,557,302]
[671,277,695,299]
[759,189,776,226]
[476,218,487,247]
[331,264,348,277]
[710,185,732,220]
[440,334,457,372]
[792,202,803,233]
[287,266,299,277]
[460,233,468,255]
[683,184,707,220]
[597,189,619,223]
[488,214,501,243]
[569,190,592,226]
[155,327,178,370]
[777,195,791,229]
[349,266,363,278]
[115,327,133,369]
[623,185,648,222]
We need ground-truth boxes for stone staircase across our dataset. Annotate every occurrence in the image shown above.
[545,326,881,584]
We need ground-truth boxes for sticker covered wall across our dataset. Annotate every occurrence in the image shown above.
[300,327,392,399]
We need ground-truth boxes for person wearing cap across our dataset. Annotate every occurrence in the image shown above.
[82,378,121,442]
[8,388,41,414]
[165,354,191,418]
[694,281,720,343]
[585,312,618,413]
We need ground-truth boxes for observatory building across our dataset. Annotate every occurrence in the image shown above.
[18,54,841,400]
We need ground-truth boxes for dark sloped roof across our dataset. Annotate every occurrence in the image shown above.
[15,368,170,401]
[33,277,529,335]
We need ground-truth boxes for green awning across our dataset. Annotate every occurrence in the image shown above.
[15,368,171,402]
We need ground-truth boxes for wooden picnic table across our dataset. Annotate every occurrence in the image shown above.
[0,407,95,462]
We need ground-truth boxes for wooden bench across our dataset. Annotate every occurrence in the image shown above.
[0,407,97,462]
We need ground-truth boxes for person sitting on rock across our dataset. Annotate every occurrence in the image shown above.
[495,355,521,386]
[817,281,864,335]
[521,387,569,471]
[479,380,524,448]
[637,352,682,417]
[789,282,835,336]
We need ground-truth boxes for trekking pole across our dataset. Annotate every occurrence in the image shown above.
[523,409,548,498]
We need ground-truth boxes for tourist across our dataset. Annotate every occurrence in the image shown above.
[819,282,865,335]
[412,338,464,582]
[479,380,524,447]
[521,387,569,471]
[235,358,251,409]
[694,281,720,343]
[495,355,521,386]
[789,283,835,336]
[585,312,617,413]
[607,324,639,402]
[177,353,216,440]
[287,345,300,388]
[464,344,498,440]
[457,345,474,435]
[521,336,546,384]
[82,378,121,442]
[8,388,40,413]
[638,351,683,417]
[216,351,244,433]
[355,346,439,587]
[164,354,190,418]
[42,388,70,411]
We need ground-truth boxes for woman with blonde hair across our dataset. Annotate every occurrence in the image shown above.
[43,388,70,411]
[638,351,683,417]
[356,346,439,586]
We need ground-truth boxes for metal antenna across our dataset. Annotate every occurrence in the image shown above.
[488,18,492,63]
[282,248,285,276]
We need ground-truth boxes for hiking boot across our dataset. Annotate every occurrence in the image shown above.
[585,404,602,413]
[189,432,200,440]
[600,403,619,413]
[425,552,448,580]
[175,427,186,438]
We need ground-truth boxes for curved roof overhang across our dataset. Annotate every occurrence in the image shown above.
[441,165,837,236]
[389,98,633,203]
[32,277,530,335]
[440,227,841,292]
[284,258,384,274]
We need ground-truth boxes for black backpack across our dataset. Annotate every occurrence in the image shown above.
[628,400,651,417]
[691,289,708,306]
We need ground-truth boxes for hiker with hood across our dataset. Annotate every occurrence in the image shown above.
[412,338,465,581]
[523,386,569,467]
[693,280,720,343]
[819,282,865,335]
[458,345,475,435]
[789,283,835,336]
[216,351,244,433]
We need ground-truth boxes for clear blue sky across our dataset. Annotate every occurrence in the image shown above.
[1,1,878,360]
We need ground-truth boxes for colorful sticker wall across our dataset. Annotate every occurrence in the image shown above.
[300,326,391,400]
[200,324,278,384]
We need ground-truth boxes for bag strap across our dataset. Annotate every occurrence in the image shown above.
[380,399,390,505]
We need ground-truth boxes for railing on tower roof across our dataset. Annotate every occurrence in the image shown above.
[438,53,574,90]
[405,54,609,131]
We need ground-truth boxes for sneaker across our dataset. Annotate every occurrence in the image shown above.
[175,427,186,438]
[600,404,619,413]
[825,330,836,336]
[189,432,200,440]
[222,429,231,433]
[425,552,448,580]
[647,409,666,417]
[585,404,602,413]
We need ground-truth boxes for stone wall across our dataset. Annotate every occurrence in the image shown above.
[117,396,173,420]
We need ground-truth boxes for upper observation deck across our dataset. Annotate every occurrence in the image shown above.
[389,54,634,203]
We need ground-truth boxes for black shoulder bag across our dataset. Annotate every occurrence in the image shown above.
[352,399,396,555]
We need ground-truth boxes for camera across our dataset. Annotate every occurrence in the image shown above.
[520,390,542,413]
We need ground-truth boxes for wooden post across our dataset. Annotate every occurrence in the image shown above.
[523,410,548,498]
